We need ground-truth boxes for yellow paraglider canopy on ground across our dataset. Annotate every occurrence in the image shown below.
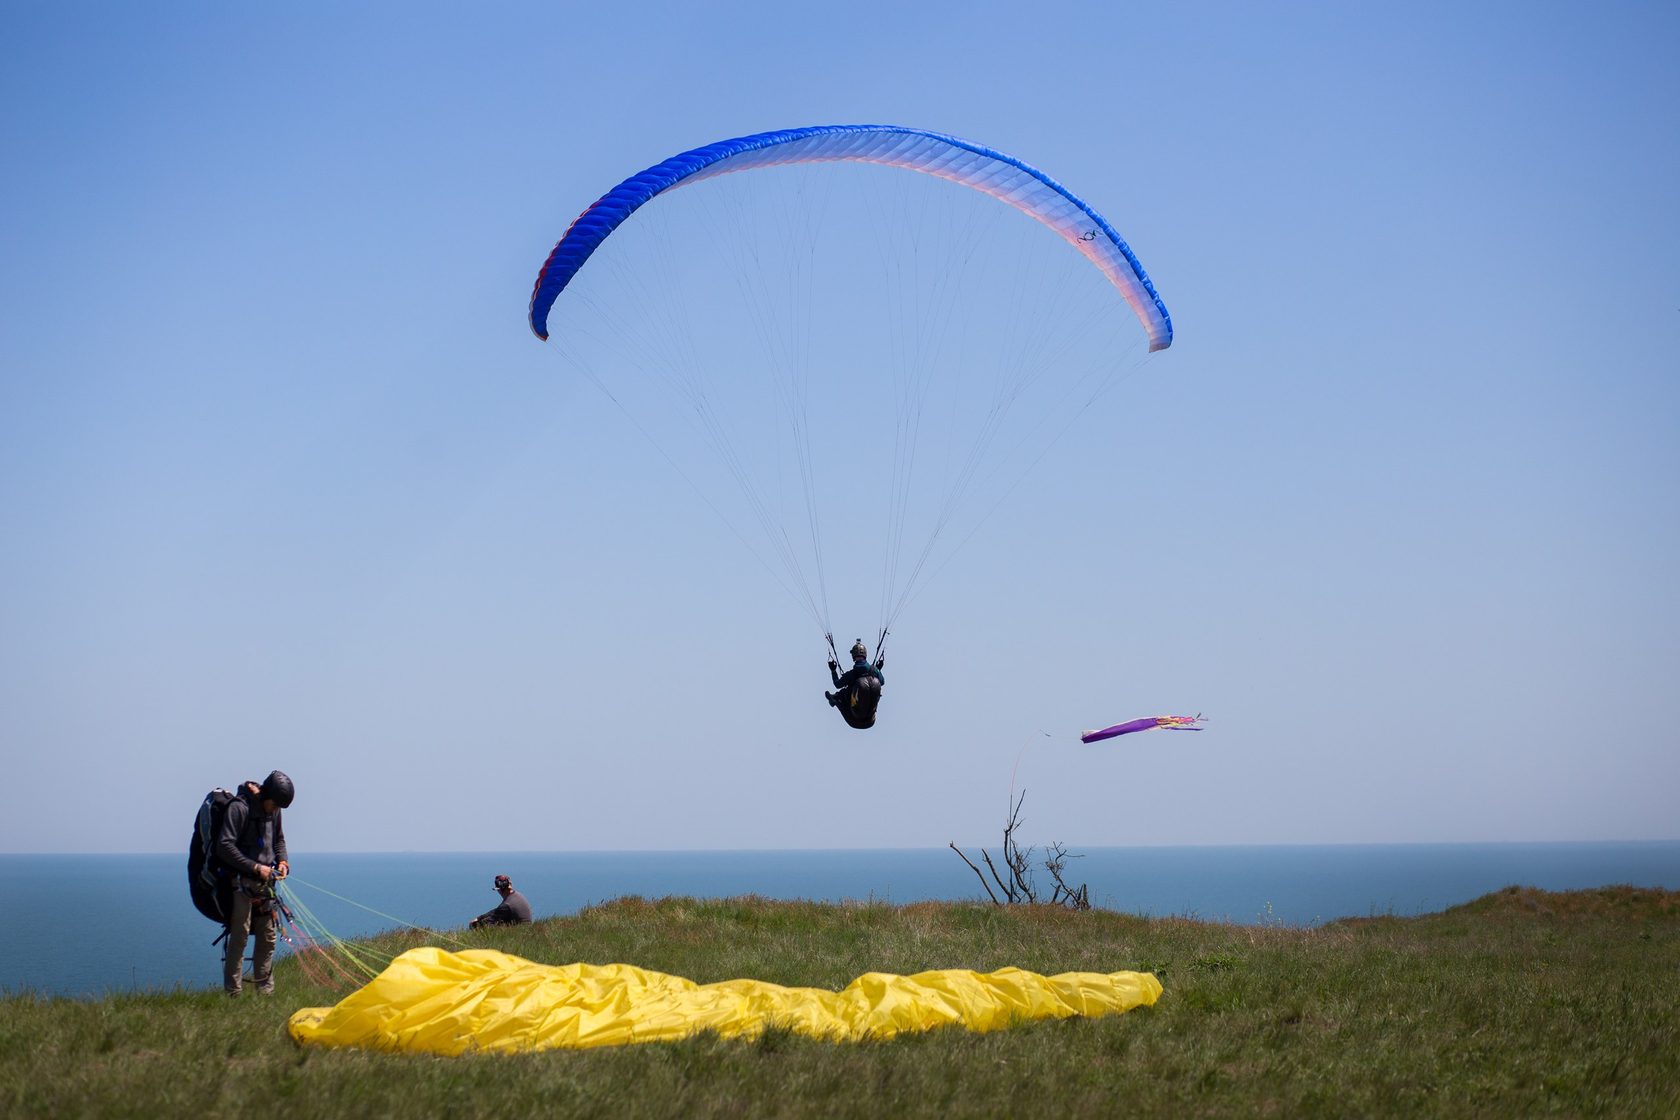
[287,947,1162,1055]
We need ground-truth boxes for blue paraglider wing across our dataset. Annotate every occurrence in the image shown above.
[529,125,1172,352]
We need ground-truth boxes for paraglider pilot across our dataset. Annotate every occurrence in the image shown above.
[216,770,293,997]
[826,639,885,729]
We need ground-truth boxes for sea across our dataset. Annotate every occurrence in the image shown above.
[2,842,1676,999]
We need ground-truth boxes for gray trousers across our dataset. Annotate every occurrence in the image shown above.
[223,885,276,994]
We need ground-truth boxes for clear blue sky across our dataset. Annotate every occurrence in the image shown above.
[3,2,1675,853]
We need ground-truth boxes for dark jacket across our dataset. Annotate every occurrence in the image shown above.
[215,785,287,879]
[474,890,533,927]
[831,659,884,690]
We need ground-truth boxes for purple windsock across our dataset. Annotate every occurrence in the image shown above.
[1080,715,1205,744]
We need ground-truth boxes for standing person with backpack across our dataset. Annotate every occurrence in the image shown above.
[214,771,294,997]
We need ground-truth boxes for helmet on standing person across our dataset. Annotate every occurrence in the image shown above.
[259,771,295,809]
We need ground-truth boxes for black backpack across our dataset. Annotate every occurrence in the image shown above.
[187,788,236,925]
[840,674,882,729]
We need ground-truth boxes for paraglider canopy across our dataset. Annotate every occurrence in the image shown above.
[526,123,1176,658]
[530,124,1173,352]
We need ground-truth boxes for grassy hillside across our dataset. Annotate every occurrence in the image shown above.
[3,886,1676,1118]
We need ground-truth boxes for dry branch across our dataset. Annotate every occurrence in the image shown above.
[949,790,1090,910]
[947,842,1000,905]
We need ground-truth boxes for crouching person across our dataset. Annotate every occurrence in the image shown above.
[471,874,533,928]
